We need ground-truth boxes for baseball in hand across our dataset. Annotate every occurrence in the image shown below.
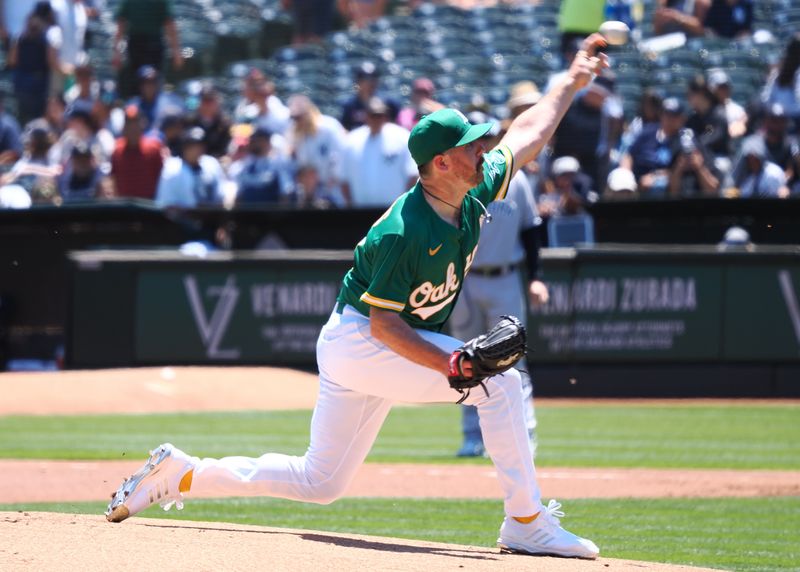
[599,21,630,45]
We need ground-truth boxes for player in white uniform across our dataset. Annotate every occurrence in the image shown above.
[106,35,609,559]
[450,121,549,457]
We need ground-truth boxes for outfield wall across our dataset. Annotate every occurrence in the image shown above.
[66,245,800,396]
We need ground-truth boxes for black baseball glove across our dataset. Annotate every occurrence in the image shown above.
[447,315,527,403]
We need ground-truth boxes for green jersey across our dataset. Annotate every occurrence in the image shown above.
[338,145,515,332]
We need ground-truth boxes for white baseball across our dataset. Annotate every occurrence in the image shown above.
[599,20,630,45]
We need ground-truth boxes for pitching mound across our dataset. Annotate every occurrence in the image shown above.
[2,512,716,572]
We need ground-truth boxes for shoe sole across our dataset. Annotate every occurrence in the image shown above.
[106,445,173,523]
[498,541,598,560]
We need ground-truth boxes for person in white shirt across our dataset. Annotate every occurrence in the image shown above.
[287,94,346,205]
[339,96,417,207]
[51,0,86,73]
[233,68,290,135]
[707,69,747,139]
[731,135,789,198]
[155,127,226,208]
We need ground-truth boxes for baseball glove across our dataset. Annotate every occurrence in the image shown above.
[448,315,527,403]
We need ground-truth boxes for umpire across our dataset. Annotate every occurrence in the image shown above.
[450,113,549,458]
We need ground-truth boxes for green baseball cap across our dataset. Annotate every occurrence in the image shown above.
[408,108,494,166]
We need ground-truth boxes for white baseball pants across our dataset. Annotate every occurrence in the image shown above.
[189,305,543,517]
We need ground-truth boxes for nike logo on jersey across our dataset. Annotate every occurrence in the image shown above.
[428,244,443,256]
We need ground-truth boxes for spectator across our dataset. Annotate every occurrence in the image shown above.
[233,68,291,135]
[156,127,226,208]
[557,0,605,58]
[58,141,103,201]
[336,0,387,30]
[287,94,345,203]
[49,100,110,171]
[185,84,231,159]
[653,0,709,37]
[64,55,96,108]
[50,0,88,94]
[707,69,747,139]
[552,73,623,190]
[294,163,337,208]
[283,0,335,44]
[506,81,542,120]
[751,103,797,179]
[761,33,800,126]
[340,61,399,130]
[703,0,753,39]
[789,144,800,196]
[91,80,124,138]
[157,112,184,158]
[229,124,293,205]
[8,4,60,125]
[537,156,594,219]
[113,0,182,96]
[0,91,23,170]
[127,65,183,133]
[728,135,789,198]
[397,77,444,131]
[623,97,720,197]
[668,126,721,197]
[43,93,67,136]
[620,89,663,154]
[0,120,60,200]
[686,74,730,158]
[110,106,163,200]
[339,96,416,207]
[603,167,639,201]
[0,0,38,45]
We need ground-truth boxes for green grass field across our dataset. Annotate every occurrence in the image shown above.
[2,497,798,572]
[1,404,798,469]
[2,402,799,570]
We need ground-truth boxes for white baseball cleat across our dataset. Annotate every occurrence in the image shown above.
[497,499,600,559]
[106,443,196,523]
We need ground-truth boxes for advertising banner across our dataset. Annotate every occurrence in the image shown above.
[135,267,347,363]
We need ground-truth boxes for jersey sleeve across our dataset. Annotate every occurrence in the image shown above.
[360,233,415,313]
[469,145,514,206]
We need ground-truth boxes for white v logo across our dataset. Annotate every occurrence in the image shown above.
[184,275,241,359]
[778,270,800,347]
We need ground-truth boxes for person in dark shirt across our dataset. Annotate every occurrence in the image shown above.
[623,97,720,197]
[230,124,293,205]
[686,74,730,158]
[59,142,103,202]
[113,0,182,96]
[340,61,399,130]
[185,84,231,159]
[552,74,621,190]
[703,0,753,39]
[758,104,798,176]
[8,5,57,125]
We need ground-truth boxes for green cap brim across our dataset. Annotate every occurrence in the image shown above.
[455,122,494,148]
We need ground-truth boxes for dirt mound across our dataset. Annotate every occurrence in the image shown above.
[1,512,718,572]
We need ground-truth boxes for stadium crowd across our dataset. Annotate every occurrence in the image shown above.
[0,0,798,220]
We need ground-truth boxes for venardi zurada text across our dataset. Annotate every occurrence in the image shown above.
[536,277,698,315]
